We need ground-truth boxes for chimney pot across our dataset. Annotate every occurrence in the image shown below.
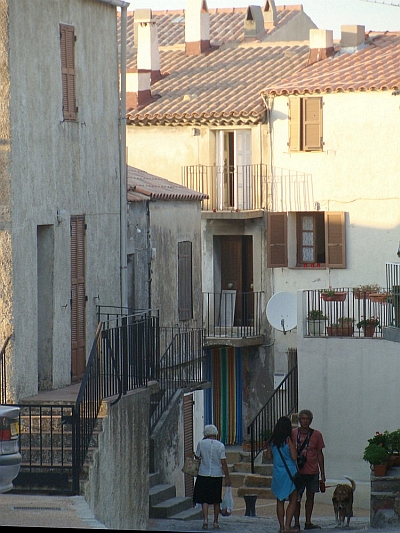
[340,25,365,48]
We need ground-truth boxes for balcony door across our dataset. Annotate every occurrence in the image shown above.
[219,235,253,326]
[216,130,252,210]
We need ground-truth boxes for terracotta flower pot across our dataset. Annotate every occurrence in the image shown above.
[363,325,376,337]
[321,291,347,302]
[373,464,387,476]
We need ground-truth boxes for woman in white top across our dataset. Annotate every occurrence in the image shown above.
[193,424,231,529]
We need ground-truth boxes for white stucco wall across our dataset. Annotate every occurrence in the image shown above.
[296,290,400,509]
[2,0,121,399]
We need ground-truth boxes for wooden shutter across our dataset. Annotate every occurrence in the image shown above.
[71,216,86,381]
[183,394,194,497]
[288,97,301,151]
[178,241,193,321]
[303,97,322,151]
[325,211,346,268]
[267,212,288,267]
[60,24,77,121]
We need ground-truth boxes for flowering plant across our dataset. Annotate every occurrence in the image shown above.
[356,316,380,329]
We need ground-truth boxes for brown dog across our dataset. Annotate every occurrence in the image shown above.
[332,477,356,528]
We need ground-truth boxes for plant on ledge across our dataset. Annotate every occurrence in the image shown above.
[356,316,380,329]
[353,284,380,297]
[363,443,390,465]
[320,288,347,302]
[307,310,328,320]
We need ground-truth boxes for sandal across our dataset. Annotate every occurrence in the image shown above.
[304,524,321,530]
[202,525,208,530]
[213,524,220,530]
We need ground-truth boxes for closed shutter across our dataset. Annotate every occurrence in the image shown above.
[267,212,288,267]
[71,216,86,381]
[183,394,194,497]
[325,212,346,268]
[60,24,77,121]
[178,241,193,321]
[288,97,301,151]
[303,97,322,151]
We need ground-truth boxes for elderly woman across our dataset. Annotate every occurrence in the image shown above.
[193,424,231,530]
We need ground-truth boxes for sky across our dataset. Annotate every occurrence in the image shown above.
[129,0,400,38]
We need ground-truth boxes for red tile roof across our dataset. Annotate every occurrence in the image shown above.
[261,32,400,95]
[127,166,208,202]
[126,43,310,126]
[124,5,308,51]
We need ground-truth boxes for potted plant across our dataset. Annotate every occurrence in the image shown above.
[363,443,390,476]
[388,430,400,465]
[327,317,354,337]
[353,284,380,299]
[307,309,328,336]
[320,288,347,302]
[356,316,380,337]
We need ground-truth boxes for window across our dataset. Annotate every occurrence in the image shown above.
[178,241,193,321]
[288,97,323,152]
[267,211,346,268]
[60,24,77,121]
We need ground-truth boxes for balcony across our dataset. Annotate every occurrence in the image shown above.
[303,284,400,339]
[203,291,264,347]
[182,164,267,212]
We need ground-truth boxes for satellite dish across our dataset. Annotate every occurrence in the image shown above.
[266,292,297,334]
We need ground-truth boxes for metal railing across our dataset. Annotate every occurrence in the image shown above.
[203,291,263,338]
[386,262,400,328]
[151,326,206,431]
[304,287,399,338]
[0,335,11,404]
[247,364,298,473]
[182,164,267,211]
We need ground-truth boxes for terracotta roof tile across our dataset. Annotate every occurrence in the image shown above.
[127,166,208,202]
[261,32,400,96]
[127,43,310,126]
[123,5,307,53]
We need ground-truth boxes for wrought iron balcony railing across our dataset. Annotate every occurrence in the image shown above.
[182,164,267,211]
[203,291,264,339]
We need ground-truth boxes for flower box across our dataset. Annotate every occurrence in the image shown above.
[326,325,354,337]
[320,291,347,302]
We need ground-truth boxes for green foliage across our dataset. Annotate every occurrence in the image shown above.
[357,316,380,329]
[363,443,390,465]
[307,309,327,320]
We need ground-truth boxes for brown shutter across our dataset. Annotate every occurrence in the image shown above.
[325,211,346,268]
[267,212,288,267]
[178,241,193,321]
[288,97,301,151]
[60,24,77,121]
[183,393,194,497]
[303,97,322,151]
[71,216,86,381]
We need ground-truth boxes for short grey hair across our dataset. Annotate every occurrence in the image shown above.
[203,424,218,437]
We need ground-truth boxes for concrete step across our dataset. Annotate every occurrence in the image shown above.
[149,483,176,507]
[237,486,274,499]
[150,496,197,519]
[170,506,203,521]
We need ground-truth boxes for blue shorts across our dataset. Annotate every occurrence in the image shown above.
[297,473,320,500]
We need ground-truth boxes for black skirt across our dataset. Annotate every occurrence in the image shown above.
[193,475,223,505]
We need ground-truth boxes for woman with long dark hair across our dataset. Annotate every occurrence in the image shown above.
[266,416,298,532]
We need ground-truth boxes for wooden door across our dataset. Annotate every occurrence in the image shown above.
[71,216,86,382]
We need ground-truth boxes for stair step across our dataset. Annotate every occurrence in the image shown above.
[237,486,274,499]
[150,496,195,519]
[149,483,176,507]
[170,506,203,521]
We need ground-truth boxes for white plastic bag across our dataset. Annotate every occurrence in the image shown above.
[220,486,234,516]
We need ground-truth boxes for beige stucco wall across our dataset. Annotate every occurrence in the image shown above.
[1,0,121,400]
[297,290,400,509]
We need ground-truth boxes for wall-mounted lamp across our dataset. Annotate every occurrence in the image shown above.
[135,224,141,234]
[57,209,67,225]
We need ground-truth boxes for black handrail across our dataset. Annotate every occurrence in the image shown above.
[0,335,11,404]
[247,364,298,474]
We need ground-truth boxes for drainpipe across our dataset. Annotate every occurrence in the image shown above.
[98,0,129,308]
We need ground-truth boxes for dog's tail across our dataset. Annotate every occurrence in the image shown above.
[344,476,356,492]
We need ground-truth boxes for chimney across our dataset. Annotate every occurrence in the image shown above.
[340,25,365,49]
[185,0,210,56]
[126,71,152,109]
[263,0,277,30]
[308,29,334,66]
[135,9,161,84]
[244,6,265,40]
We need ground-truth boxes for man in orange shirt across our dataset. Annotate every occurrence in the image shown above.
[292,409,326,530]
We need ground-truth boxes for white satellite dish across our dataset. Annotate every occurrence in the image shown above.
[266,292,297,334]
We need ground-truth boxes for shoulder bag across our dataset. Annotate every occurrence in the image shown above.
[182,455,200,477]
[276,445,304,492]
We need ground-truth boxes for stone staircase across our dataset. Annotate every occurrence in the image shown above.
[225,446,274,500]
[370,465,400,528]
[149,472,202,520]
